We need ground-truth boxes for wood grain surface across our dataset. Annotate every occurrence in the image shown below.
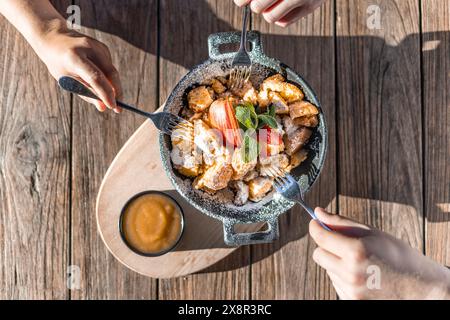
[336,0,423,250]
[422,0,450,266]
[0,0,71,299]
[0,0,449,299]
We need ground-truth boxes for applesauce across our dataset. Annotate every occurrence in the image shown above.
[120,192,184,255]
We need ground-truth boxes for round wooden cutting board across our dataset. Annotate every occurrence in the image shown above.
[96,108,262,278]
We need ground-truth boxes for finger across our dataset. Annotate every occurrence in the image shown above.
[328,271,366,300]
[79,95,106,112]
[314,207,372,237]
[309,219,362,259]
[72,57,117,110]
[315,207,360,227]
[107,69,123,113]
[108,68,122,99]
[275,0,324,27]
[312,247,343,275]
[250,0,279,14]
[99,65,122,113]
[89,44,123,102]
[334,285,351,300]
[327,271,351,300]
[314,247,367,285]
[262,0,301,23]
[274,6,308,27]
[234,0,252,7]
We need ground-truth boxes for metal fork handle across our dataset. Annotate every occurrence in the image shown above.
[295,198,332,231]
[116,100,152,118]
[239,6,250,51]
[58,76,152,118]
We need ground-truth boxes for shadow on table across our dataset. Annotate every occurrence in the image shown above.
[71,0,449,272]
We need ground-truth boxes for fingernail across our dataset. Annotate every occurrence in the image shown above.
[95,101,106,112]
[315,207,329,216]
[250,2,262,14]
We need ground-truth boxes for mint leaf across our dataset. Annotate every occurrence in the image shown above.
[258,114,278,129]
[235,106,252,129]
[268,104,276,117]
[241,101,255,111]
[241,130,258,163]
[235,103,258,130]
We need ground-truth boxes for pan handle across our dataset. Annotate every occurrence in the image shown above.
[208,31,264,61]
[222,217,279,246]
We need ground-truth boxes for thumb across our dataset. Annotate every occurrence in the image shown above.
[314,207,371,237]
[234,0,252,7]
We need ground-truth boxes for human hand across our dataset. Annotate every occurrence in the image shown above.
[233,0,325,27]
[309,208,450,300]
[35,24,122,112]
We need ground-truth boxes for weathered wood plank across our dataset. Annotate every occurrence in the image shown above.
[336,0,423,250]
[422,0,450,266]
[251,0,336,299]
[158,0,251,300]
[71,0,158,299]
[0,0,71,299]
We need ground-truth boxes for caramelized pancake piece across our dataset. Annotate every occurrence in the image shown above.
[286,149,308,172]
[193,161,233,191]
[230,81,256,99]
[243,87,259,105]
[231,148,257,180]
[260,74,285,92]
[280,83,304,103]
[293,115,319,127]
[289,101,319,119]
[259,154,289,177]
[284,127,312,156]
[282,115,299,136]
[193,119,224,167]
[170,127,200,177]
[248,177,273,202]
[230,180,249,206]
[188,86,214,112]
[269,91,289,114]
[257,89,271,108]
[243,170,258,182]
[211,78,226,94]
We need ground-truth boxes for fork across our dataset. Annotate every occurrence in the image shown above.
[267,167,332,231]
[229,5,252,89]
[58,76,191,135]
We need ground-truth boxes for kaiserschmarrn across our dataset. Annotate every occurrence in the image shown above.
[170,74,319,206]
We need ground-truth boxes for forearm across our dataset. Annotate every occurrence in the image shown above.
[412,259,450,299]
[429,265,450,299]
[0,0,66,52]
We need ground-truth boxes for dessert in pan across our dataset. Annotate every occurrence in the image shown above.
[170,73,319,206]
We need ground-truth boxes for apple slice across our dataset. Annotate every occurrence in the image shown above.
[209,98,242,147]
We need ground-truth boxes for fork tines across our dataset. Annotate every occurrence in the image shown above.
[229,65,251,89]
[265,167,288,190]
[165,114,193,135]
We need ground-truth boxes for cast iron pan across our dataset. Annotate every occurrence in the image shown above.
[160,31,327,246]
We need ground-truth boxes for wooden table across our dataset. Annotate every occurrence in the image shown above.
[0,0,448,299]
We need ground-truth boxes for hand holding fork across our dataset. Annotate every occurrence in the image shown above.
[58,76,191,135]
